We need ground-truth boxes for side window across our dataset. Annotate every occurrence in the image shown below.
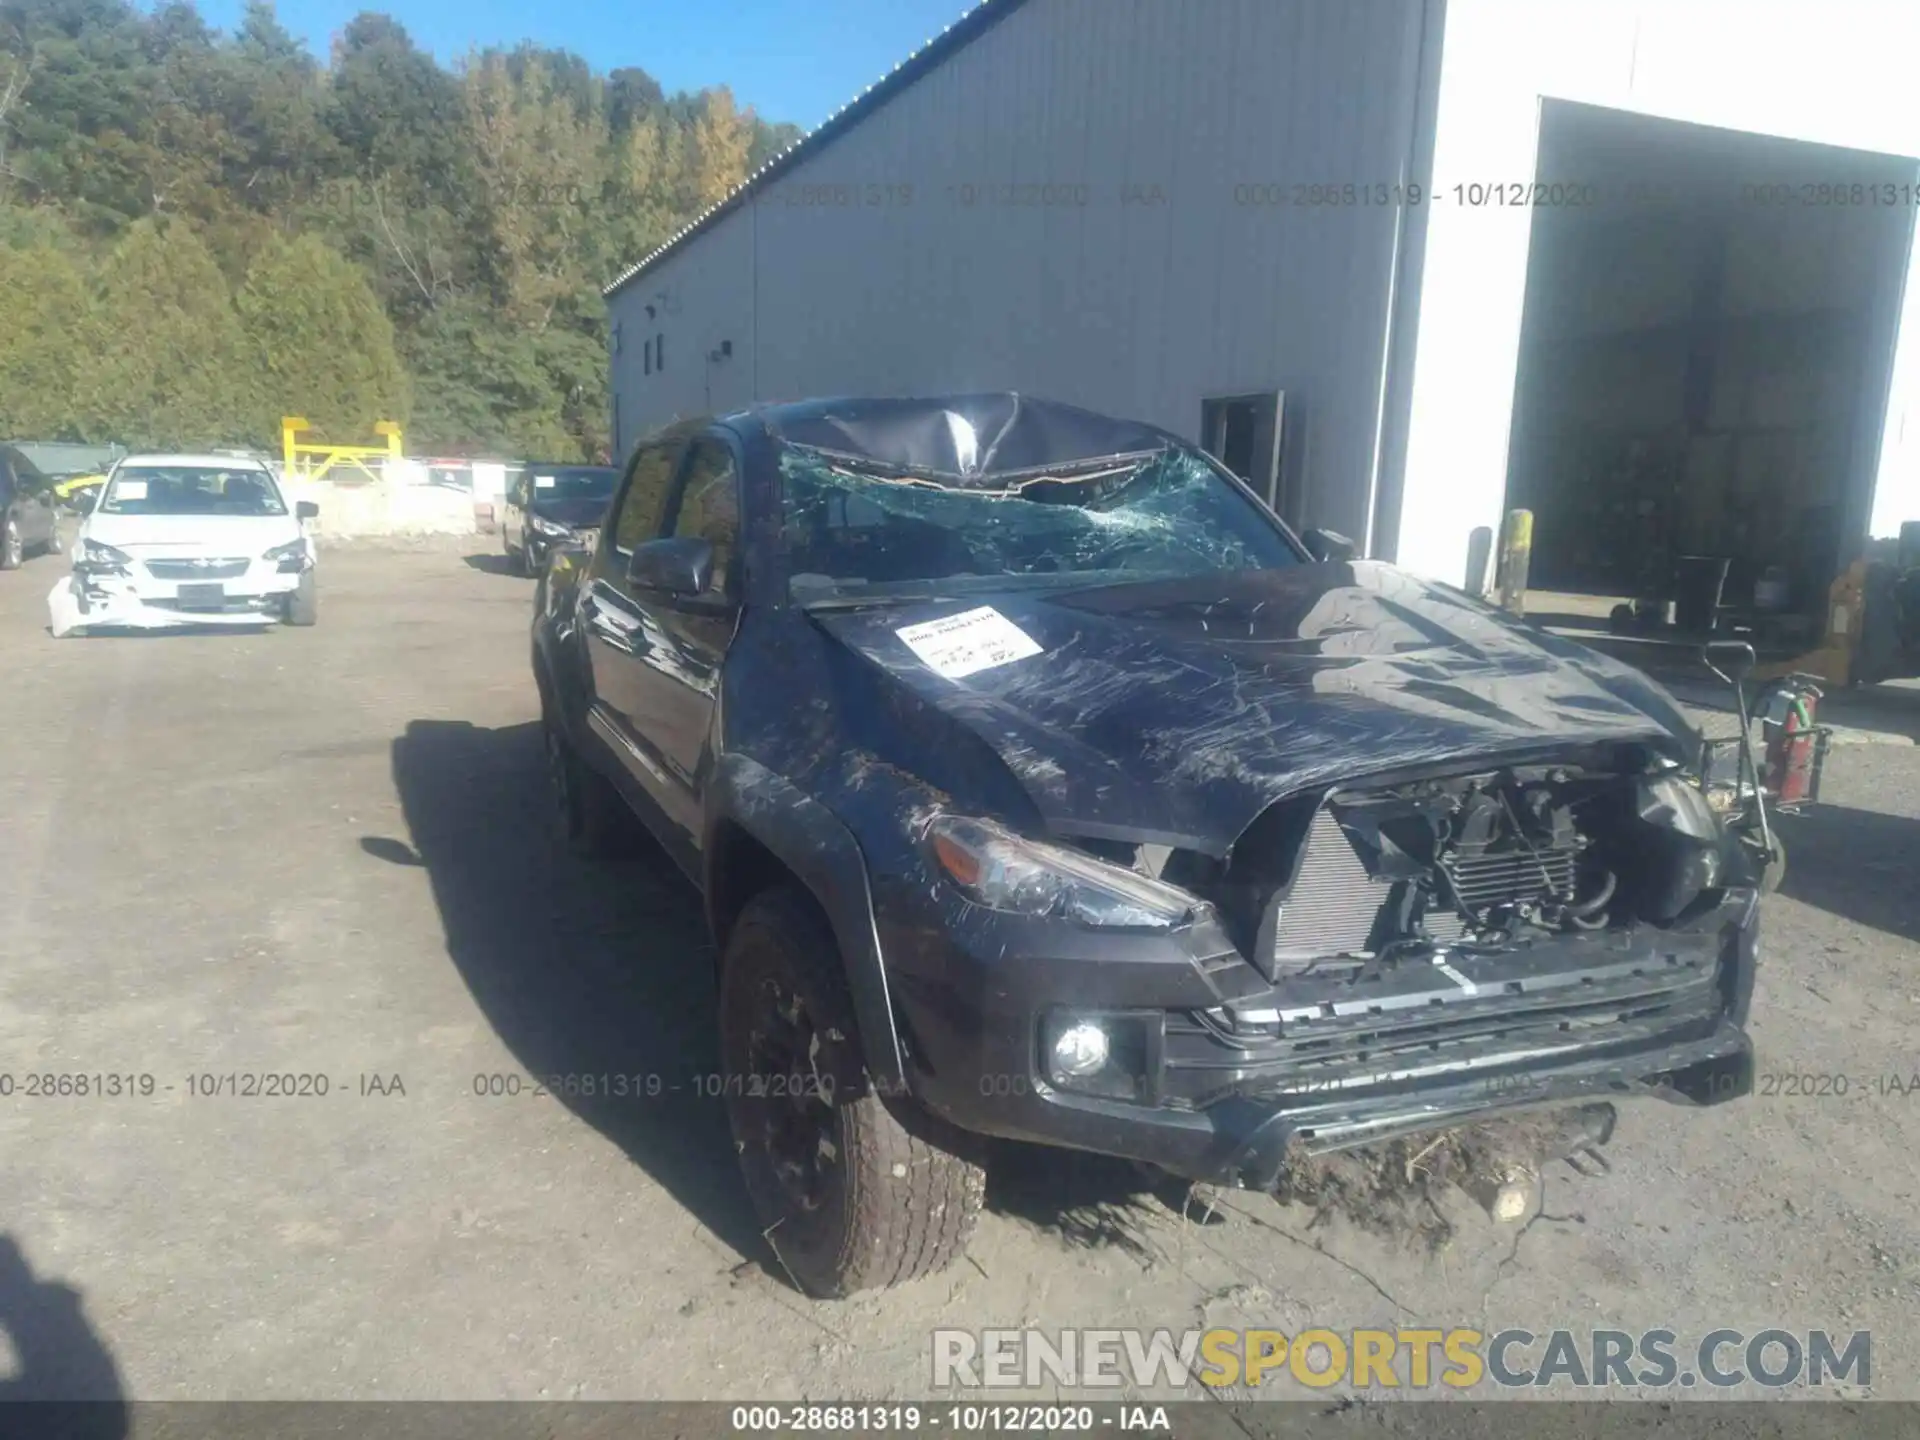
[612,440,685,552]
[664,440,740,594]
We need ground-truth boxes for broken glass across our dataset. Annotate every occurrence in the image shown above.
[779,444,1301,601]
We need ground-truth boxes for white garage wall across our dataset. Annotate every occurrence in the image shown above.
[608,0,1438,546]
[1396,0,1920,584]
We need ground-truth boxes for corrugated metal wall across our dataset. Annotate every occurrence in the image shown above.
[608,0,1432,545]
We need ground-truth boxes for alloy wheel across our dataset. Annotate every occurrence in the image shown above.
[745,975,841,1214]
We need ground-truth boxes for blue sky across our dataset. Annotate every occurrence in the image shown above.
[189,0,982,130]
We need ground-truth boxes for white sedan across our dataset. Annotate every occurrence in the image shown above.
[48,454,319,637]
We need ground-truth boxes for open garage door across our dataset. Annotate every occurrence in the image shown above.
[1506,101,1917,649]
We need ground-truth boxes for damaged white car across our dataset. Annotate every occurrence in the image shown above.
[48,455,319,638]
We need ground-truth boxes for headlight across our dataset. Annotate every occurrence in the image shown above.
[529,514,570,537]
[1637,772,1723,842]
[923,815,1201,930]
[78,538,132,573]
[264,538,311,573]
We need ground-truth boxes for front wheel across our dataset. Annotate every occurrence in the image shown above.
[284,572,318,626]
[1759,834,1786,895]
[720,886,985,1298]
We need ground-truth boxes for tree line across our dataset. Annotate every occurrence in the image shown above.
[0,0,800,460]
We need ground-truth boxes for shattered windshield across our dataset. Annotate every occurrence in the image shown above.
[100,466,287,517]
[780,445,1301,601]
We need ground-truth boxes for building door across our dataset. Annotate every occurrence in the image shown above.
[1202,393,1288,520]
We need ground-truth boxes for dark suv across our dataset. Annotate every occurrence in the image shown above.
[532,394,1758,1297]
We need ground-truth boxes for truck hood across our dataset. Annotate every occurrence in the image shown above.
[82,512,302,555]
[807,561,1698,854]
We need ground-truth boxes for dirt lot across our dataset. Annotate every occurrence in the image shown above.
[0,541,1916,1404]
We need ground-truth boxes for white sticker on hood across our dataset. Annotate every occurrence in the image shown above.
[535,475,556,488]
[895,606,1043,680]
[114,479,148,500]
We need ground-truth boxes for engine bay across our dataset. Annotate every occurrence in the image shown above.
[1162,757,1735,980]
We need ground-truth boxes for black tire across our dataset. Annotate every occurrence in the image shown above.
[1761,835,1786,895]
[284,571,318,626]
[720,886,985,1297]
[0,515,20,570]
[543,710,636,859]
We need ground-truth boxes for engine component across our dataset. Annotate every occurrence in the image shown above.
[1245,769,1626,979]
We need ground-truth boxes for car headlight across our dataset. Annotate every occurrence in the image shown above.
[1637,772,1723,843]
[923,815,1201,930]
[529,514,570,537]
[264,538,311,573]
[77,538,132,573]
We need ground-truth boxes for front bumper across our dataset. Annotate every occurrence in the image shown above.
[879,875,1758,1188]
[48,563,301,637]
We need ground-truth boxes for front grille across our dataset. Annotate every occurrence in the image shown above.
[1162,940,1725,1108]
[147,558,249,580]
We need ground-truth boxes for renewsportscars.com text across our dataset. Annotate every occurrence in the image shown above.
[931,1327,1870,1391]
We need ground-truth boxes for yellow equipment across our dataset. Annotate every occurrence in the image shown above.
[281,417,404,483]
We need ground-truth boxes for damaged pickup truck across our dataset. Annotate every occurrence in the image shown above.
[532,394,1759,1297]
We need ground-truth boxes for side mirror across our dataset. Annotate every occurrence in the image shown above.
[296,500,319,521]
[1704,639,1756,684]
[76,491,98,514]
[627,535,714,596]
[1302,528,1357,563]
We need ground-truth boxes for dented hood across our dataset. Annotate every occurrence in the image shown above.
[808,561,1697,854]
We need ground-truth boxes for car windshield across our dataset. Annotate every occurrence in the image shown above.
[780,444,1302,602]
[101,466,287,517]
[528,466,617,503]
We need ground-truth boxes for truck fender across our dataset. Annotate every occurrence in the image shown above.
[706,753,908,1093]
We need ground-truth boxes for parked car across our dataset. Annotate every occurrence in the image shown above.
[501,463,619,574]
[0,445,60,569]
[48,453,320,636]
[531,394,1759,1298]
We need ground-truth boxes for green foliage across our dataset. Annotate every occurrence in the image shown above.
[82,216,253,447]
[0,241,96,438]
[237,231,408,440]
[0,0,794,455]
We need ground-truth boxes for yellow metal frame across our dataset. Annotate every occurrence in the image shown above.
[281,417,403,485]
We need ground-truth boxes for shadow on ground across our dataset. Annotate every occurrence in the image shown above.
[461,553,528,578]
[0,1235,125,1435]
[375,717,1213,1277]
[1774,802,1920,941]
[374,717,765,1264]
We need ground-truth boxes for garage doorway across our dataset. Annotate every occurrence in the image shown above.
[1505,101,1918,644]
[1202,392,1289,520]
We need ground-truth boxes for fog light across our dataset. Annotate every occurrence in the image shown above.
[1051,1021,1110,1079]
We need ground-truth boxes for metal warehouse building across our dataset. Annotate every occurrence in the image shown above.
[605,0,1920,629]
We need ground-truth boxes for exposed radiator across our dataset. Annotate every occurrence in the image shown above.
[1264,808,1385,968]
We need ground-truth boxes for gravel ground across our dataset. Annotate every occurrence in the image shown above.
[0,541,1914,1408]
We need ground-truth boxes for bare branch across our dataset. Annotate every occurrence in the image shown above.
[370,180,442,308]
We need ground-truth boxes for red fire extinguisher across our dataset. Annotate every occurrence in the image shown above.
[1761,678,1828,808]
